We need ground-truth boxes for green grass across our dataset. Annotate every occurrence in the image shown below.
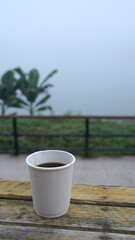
[0,118,135,157]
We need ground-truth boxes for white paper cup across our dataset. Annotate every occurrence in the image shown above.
[26,150,75,218]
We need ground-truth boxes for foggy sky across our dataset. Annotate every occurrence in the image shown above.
[0,0,135,115]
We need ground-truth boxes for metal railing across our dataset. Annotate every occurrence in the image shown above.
[0,115,135,156]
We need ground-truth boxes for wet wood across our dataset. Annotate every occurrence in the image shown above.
[0,225,135,240]
[1,199,135,235]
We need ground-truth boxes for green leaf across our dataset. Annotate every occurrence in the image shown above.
[29,69,39,88]
[37,106,52,111]
[0,85,9,100]
[35,94,51,106]
[40,69,58,87]
[17,79,28,96]
[42,83,53,89]
[38,83,53,93]
[6,96,28,108]
[14,67,25,77]
[8,102,22,108]
[14,97,29,106]
[1,71,13,85]
[27,88,38,103]
[1,71,15,93]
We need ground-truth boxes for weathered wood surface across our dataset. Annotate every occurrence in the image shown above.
[72,184,135,207]
[1,179,135,207]
[1,179,135,239]
[0,179,31,200]
[1,199,135,234]
[0,225,135,240]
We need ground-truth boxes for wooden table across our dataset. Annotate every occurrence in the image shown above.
[1,179,135,239]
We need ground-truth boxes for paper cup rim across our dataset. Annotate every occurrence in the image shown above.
[26,150,75,171]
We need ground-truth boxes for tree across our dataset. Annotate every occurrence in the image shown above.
[14,67,58,115]
[0,70,23,115]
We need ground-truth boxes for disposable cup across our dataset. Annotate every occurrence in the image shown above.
[26,150,75,218]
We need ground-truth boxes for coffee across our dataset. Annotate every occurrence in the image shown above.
[37,162,66,168]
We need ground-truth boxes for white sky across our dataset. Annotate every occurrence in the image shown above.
[0,0,135,115]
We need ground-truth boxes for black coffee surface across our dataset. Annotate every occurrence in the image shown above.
[37,162,66,168]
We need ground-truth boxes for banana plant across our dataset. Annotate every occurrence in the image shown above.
[0,70,24,115]
[14,67,58,115]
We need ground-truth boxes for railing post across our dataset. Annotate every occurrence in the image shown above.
[13,118,18,155]
[85,118,89,157]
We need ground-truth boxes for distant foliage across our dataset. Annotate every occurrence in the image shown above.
[0,67,58,115]
[0,70,23,115]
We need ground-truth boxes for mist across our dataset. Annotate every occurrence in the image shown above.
[0,0,135,115]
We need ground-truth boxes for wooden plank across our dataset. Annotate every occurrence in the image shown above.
[1,179,135,207]
[1,199,135,235]
[71,184,135,207]
[0,225,135,240]
[0,179,31,200]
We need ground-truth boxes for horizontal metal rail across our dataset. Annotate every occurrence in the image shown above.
[89,147,135,152]
[90,134,135,137]
[0,115,135,119]
[18,132,85,137]
[0,132,13,136]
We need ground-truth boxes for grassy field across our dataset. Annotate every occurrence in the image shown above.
[0,118,135,157]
